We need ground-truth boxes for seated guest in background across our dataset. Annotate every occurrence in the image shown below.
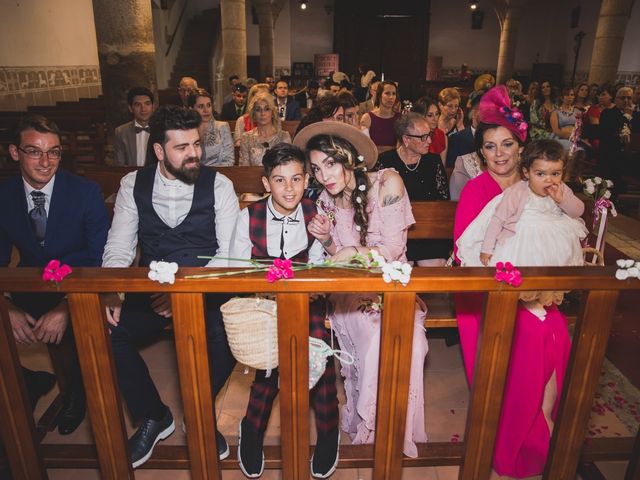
[274,80,302,121]
[584,83,615,152]
[102,105,239,468]
[378,113,450,265]
[573,82,591,112]
[520,81,539,124]
[360,80,401,146]
[230,144,340,478]
[589,83,599,105]
[295,94,342,135]
[335,91,360,128]
[264,75,276,94]
[1,114,110,433]
[550,88,577,144]
[234,83,271,145]
[357,77,380,119]
[413,96,447,165]
[187,89,234,166]
[449,150,485,201]
[600,86,635,199]
[221,84,248,121]
[321,79,340,97]
[222,74,241,104]
[114,86,155,166]
[529,80,557,140]
[446,91,482,167]
[294,79,320,109]
[437,87,465,136]
[239,92,292,166]
[178,76,198,107]
[339,79,354,94]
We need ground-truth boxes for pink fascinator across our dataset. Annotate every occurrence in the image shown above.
[479,85,528,142]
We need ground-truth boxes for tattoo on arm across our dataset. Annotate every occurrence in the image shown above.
[382,194,401,207]
[322,237,333,248]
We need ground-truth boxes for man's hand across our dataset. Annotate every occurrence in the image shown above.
[103,293,123,327]
[33,300,69,344]
[7,303,37,344]
[150,293,172,318]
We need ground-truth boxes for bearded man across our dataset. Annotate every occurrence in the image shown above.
[101,105,239,468]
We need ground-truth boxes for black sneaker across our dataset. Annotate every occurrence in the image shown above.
[129,409,175,468]
[181,419,230,460]
[311,428,339,478]
[238,417,264,478]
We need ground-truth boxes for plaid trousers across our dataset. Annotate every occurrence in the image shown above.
[245,298,339,434]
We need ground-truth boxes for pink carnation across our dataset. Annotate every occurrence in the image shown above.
[42,259,72,283]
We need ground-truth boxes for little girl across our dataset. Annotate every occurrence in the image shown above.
[456,139,589,314]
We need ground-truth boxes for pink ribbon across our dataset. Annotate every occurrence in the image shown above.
[593,197,612,230]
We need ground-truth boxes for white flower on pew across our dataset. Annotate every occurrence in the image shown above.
[368,249,386,267]
[615,258,639,281]
[148,260,179,284]
[382,260,412,286]
[594,177,602,185]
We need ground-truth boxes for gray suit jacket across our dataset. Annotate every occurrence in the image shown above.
[114,121,138,166]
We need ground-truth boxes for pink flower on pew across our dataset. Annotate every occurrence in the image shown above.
[42,259,72,283]
[494,261,522,287]
[266,258,294,283]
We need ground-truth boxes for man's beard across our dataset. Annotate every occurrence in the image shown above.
[164,156,201,184]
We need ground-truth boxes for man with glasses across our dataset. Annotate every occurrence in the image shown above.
[599,87,635,199]
[0,114,110,433]
[177,76,198,107]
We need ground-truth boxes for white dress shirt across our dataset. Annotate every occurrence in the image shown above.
[102,165,239,268]
[134,121,150,167]
[23,175,56,215]
[229,196,324,267]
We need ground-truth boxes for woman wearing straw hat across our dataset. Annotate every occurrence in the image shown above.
[294,121,429,458]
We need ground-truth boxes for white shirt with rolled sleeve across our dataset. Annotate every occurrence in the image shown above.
[102,164,239,268]
[229,196,325,267]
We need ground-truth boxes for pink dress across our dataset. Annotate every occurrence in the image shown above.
[454,171,572,478]
[317,169,429,458]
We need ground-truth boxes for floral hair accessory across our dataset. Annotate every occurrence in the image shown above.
[356,155,364,163]
[358,184,366,191]
[266,258,294,283]
[42,259,72,283]
[494,261,522,287]
[479,86,528,142]
[148,261,179,284]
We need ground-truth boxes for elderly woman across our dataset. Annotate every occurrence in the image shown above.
[360,81,401,146]
[413,96,447,165]
[378,113,450,265]
[187,89,234,166]
[437,87,465,136]
[294,121,428,458]
[238,91,291,166]
[454,87,571,478]
[234,82,271,145]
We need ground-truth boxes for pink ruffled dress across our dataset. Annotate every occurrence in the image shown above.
[317,169,429,457]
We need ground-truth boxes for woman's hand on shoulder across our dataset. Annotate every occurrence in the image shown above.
[378,169,406,207]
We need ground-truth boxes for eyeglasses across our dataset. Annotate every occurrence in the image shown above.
[404,132,433,142]
[18,147,62,160]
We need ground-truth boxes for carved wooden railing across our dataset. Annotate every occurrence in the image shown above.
[1,266,638,479]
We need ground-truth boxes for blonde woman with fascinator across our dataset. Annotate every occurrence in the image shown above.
[294,122,429,459]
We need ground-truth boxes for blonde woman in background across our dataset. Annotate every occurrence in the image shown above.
[234,83,271,145]
[437,87,465,135]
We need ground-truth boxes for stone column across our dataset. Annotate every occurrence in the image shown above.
[220,0,247,87]
[495,0,527,85]
[587,0,635,85]
[92,0,157,130]
[254,0,275,80]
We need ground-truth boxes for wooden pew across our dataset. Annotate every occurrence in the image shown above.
[0,267,637,479]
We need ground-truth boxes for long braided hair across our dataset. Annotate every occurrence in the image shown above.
[306,134,371,245]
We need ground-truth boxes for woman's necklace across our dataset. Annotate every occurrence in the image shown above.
[399,147,421,172]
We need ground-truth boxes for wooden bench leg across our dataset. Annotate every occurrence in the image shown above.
[0,297,48,479]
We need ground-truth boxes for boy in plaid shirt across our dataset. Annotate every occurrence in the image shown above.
[229,144,339,478]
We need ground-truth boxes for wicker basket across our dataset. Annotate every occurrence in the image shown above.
[583,247,605,266]
[220,297,279,370]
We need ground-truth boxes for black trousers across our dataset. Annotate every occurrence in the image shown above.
[109,293,236,422]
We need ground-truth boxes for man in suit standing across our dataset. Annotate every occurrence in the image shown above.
[1,114,110,433]
[274,80,302,121]
[445,91,482,167]
[294,79,319,110]
[114,87,155,166]
[102,105,240,468]
[220,84,248,121]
